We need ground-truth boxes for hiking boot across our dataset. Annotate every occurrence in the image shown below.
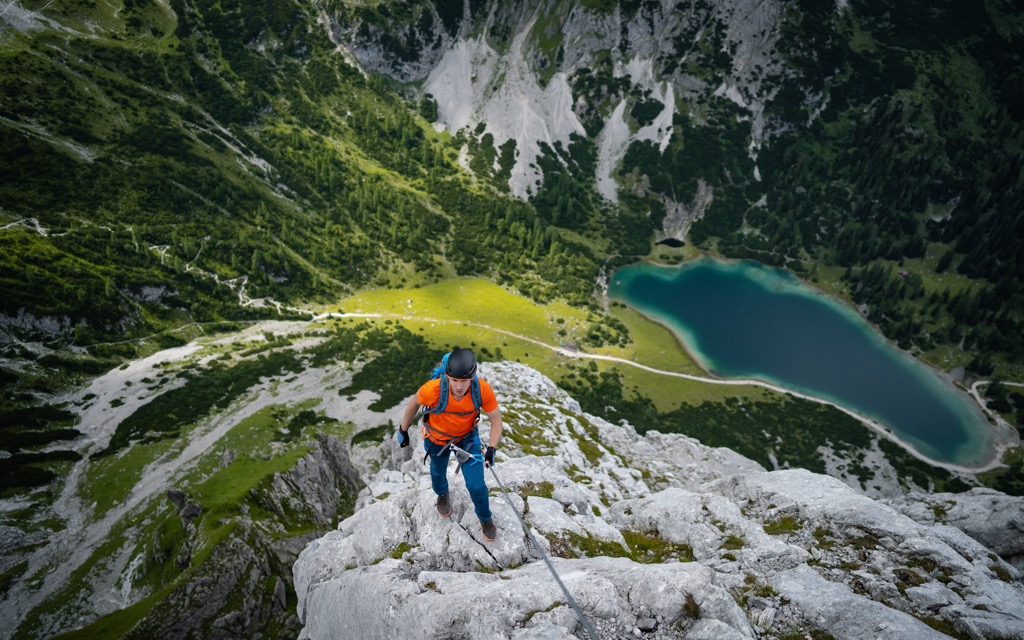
[480,518,497,542]
[436,493,451,517]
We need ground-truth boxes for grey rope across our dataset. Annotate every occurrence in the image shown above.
[487,463,600,640]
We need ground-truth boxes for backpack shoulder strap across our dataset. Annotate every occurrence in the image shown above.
[434,375,450,414]
[470,377,483,412]
[425,353,451,415]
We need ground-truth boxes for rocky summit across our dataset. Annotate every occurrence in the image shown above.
[294,362,1024,639]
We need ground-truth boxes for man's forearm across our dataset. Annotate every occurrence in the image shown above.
[400,397,420,431]
[486,411,503,447]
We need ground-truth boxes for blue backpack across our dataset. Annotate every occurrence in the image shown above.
[423,351,483,417]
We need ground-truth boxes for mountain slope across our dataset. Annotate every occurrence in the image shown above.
[0,0,603,348]
[296,361,1024,639]
[1,0,607,499]
[326,0,1024,372]
[9,0,1020,368]
[0,319,392,639]
[0,301,1019,638]
[2,0,1023,635]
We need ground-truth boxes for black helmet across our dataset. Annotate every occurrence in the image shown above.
[445,348,477,379]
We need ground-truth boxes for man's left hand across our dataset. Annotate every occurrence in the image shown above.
[484,446,496,467]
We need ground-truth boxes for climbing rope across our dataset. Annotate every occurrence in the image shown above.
[484,457,600,640]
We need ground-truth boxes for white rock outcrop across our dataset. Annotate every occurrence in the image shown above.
[887,487,1024,571]
[296,362,1024,639]
[333,0,793,202]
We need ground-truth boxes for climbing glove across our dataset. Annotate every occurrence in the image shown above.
[484,446,497,467]
[397,428,410,448]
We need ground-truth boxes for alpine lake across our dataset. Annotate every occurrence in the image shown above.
[608,258,996,467]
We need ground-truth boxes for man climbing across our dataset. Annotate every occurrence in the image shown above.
[398,348,503,541]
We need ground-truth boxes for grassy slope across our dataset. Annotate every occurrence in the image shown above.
[12,333,360,638]
[0,0,594,347]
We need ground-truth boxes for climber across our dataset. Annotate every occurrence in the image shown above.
[398,348,504,541]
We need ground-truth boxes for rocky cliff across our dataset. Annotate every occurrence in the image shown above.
[295,362,1024,639]
[326,0,790,202]
[123,434,362,640]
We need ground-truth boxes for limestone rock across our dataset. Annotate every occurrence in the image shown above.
[887,487,1024,570]
[298,557,753,640]
[295,364,1024,640]
[771,565,952,639]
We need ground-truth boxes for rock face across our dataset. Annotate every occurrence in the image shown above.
[887,488,1024,572]
[165,489,203,568]
[327,0,792,200]
[295,363,1024,640]
[127,435,362,640]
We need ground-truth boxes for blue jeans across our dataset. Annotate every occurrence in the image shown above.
[424,434,492,522]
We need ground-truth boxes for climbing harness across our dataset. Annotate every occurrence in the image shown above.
[482,456,600,640]
[422,430,482,473]
[421,419,478,449]
[446,440,484,475]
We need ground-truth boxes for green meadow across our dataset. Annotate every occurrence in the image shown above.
[334,277,773,411]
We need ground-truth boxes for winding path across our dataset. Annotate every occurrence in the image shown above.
[315,311,1020,474]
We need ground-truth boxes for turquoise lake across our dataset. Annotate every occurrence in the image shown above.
[608,258,994,466]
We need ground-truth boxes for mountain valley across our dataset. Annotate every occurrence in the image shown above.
[2,0,1023,636]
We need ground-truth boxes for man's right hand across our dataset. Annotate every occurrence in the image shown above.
[397,428,410,447]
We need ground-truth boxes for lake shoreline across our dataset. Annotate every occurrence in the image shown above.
[613,297,1009,473]
[607,256,1008,473]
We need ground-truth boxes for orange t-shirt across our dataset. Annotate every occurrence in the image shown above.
[418,377,498,443]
